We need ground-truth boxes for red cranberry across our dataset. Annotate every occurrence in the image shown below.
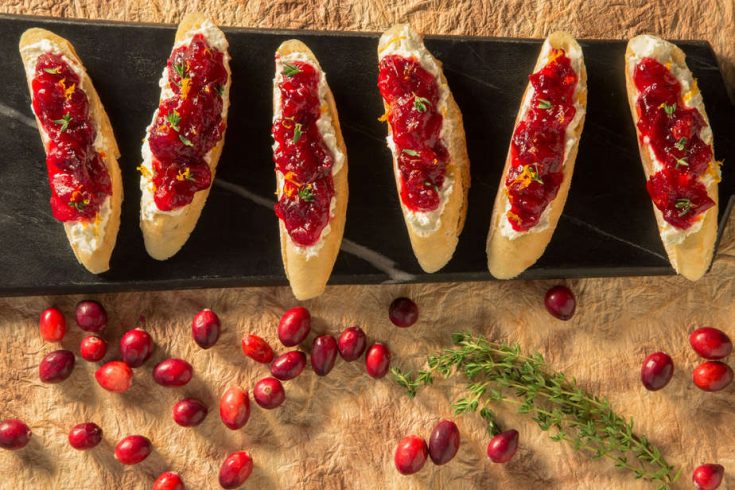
[270,351,307,381]
[241,334,274,364]
[80,335,107,362]
[311,335,338,376]
[394,435,428,475]
[219,451,253,489]
[693,463,724,490]
[68,422,102,450]
[114,435,152,465]
[173,398,208,427]
[544,285,576,320]
[95,361,133,393]
[153,471,185,490]
[39,306,66,342]
[693,361,733,392]
[365,343,390,378]
[641,352,674,391]
[220,386,250,430]
[338,326,367,362]
[153,358,193,387]
[192,308,221,349]
[690,327,732,360]
[39,349,75,383]
[278,306,311,347]
[74,300,107,333]
[120,328,154,368]
[487,429,519,463]
[0,419,31,450]
[428,419,460,465]
[389,297,419,327]
[253,377,285,409]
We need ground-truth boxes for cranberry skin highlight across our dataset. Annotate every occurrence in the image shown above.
[173,398,208,427]
[253,377,285,409]
[389,297,419,328]
[80,336,107,362]
[640,352,674,391]
[487,429,519,463]
[311,335,338,376]
[153,358,193,387]
[153,471,185,490]
[68,422,102,450]
[278,306,311,347]
[220,386,250,430]
[192,308,221,349]
[120,328,154,368]
[693,464,724,490]
[544,285,576,320]
[39,306,66,342]
[0,419,31,450]
[338,326,367,361]
[95,361,133,393]
[394,435,428,475]
[39,349,75,383]
[114,435,152,465]
[219,451,254,489]
[690,327,732,360]
[429,419,460,465]
[241,334,274,364]
[74,300,107,333]
[692,361,733,392]
[365,343,390,378]
[270,351,307,381]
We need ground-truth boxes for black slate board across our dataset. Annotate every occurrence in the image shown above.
[1,15,734,296]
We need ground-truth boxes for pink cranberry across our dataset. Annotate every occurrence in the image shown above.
[74,300,107,333]
[389,297,419,327]
[241,335,274,364]
[270,351,307,381]
[641,352,674,391]
[220,386,250,430]
[337,326,366,362]
[68,422,102,450]
[153,471,185,490]
[544,285,576,320]
[429,419,460,465]
[153,358,193,387]
[114,435,151,465]
[365,343,390,378]
[39,349,75,383]
[173,398,208,427]
[120,328,154,368]
[192,308,221,349]
[487,429,519,463]
[0,419,31,450]
[80,336,107,362]
[253,377,285,409]
[39,306,66,342]
[278,306,311,347]
[693,463,724,490]
[394,435,428,475]
[311,335,338,376]
[95,361,133,393]
[693,361,733,392]
[219,451,253,489]
[690,327,732,360]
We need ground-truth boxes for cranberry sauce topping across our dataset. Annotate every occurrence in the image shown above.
[147,34,227,211]
[272,60,335,247]
[504,49,578,232]
[378,55,448,212]
[633,57,715,229]
[31,53,111,222]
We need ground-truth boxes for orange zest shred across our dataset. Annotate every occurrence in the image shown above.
[378,109,389,123]
[176,167,192,182]
[507,210,521,225]
[136,165,151,178]
[512,164,539,190]
[378,36,406,54]
[181,77,192,99]
[548,48,564,63]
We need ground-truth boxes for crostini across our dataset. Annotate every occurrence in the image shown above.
[139,13,231,260]
[625,35,720,281]
[377,24,470,273]
[19,28,123,274]
[486,31,587,279]
[272,40,348,300]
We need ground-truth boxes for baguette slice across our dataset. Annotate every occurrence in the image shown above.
[139,13,231,260]
[624,35,719,281]
[486,31,587,279]
[377,24,470,273]
[273,40,348,300]
[19,28,123,274]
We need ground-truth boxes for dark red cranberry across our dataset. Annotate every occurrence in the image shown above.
[389,297,419,327]
[311,335,338,376]
[68,422,102,450]
[253,377,285,409]
[173,398,208,427]
[278,307,311,347]
[241,335,274,364]
[365,343,390,378]
[192,308,221,349]
[153,358,193,387]
[641,352,674,391]
[544,285,576,320]
[153,471,185,490]
[270,351,307,381]
[394,435,428,475]
[690,327,732,360]
[220,386,250,430]
[114,435,151,465]
[337,326,367,362]
[693,463,724,490]
[80,335,107,362]
[429,419,460,465]
[74,300,107,333]
[120,328,154,368]
[219,451,253,489]
[39,306,66,342]
[95,361,133,393]
[39,349,75,383]
[692,361,733,392]
[0,419,31,450]
[487,429,519,463]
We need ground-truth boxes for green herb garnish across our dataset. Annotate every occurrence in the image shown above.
[283,63,301,77]
[413,95,431,113]
[537,99,552,110]
[529,164,543,184]
[675,157,689,169]
[402,149,420,157]
[43,67,61,75]
[165,111,181,132]
[173,60,186,79]
[675,198,692,217]
[674,137,687,151]
[216,84,225,97]
[53,113,72,133]
[179,134,193,147]
[298,185,314,202]
[293,123,302,144]
[663,102,676,116]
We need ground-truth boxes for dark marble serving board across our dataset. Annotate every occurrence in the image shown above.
[1,15,734,296]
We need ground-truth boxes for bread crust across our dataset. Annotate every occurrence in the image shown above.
[274,40,348,300]
[377,24,470,273]
[624,35,718,281]
[486,31,587,279]
[19,28,123,274]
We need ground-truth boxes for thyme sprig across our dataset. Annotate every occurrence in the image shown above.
[391,332,679,489]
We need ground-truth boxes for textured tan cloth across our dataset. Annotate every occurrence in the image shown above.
[1,1,734,489]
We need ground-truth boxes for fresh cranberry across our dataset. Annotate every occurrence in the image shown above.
[114,435,152,465]
[95,361,133,393]
[80,335,107,362]
[311,335,337,376]
[487,429,519,463]
[690,327,732,360]
[39,349,75,383]
[192,308,221,349]
[153,471,185,490]
[428,419,460,465]
[241,335,274,364]
[220,386,250,430]
[692,361,733,392]
[68,422,102,450]
[278,307,311,347]
[173,398,208,427]
[641,352,674,391]
[120,328,154,368]
[0,419,31,450]
[337,326,366,361]
[270,351,307,381]
[544,285,576,320]
[389,298,419,327]
[394,435,428,475]
[153,358,193,387]
[253,377,285,409]
[693,463,724,490]
[365,343,390,378]
[219,451,253,489]
[74,300,107,333]
[39,306,66,342]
